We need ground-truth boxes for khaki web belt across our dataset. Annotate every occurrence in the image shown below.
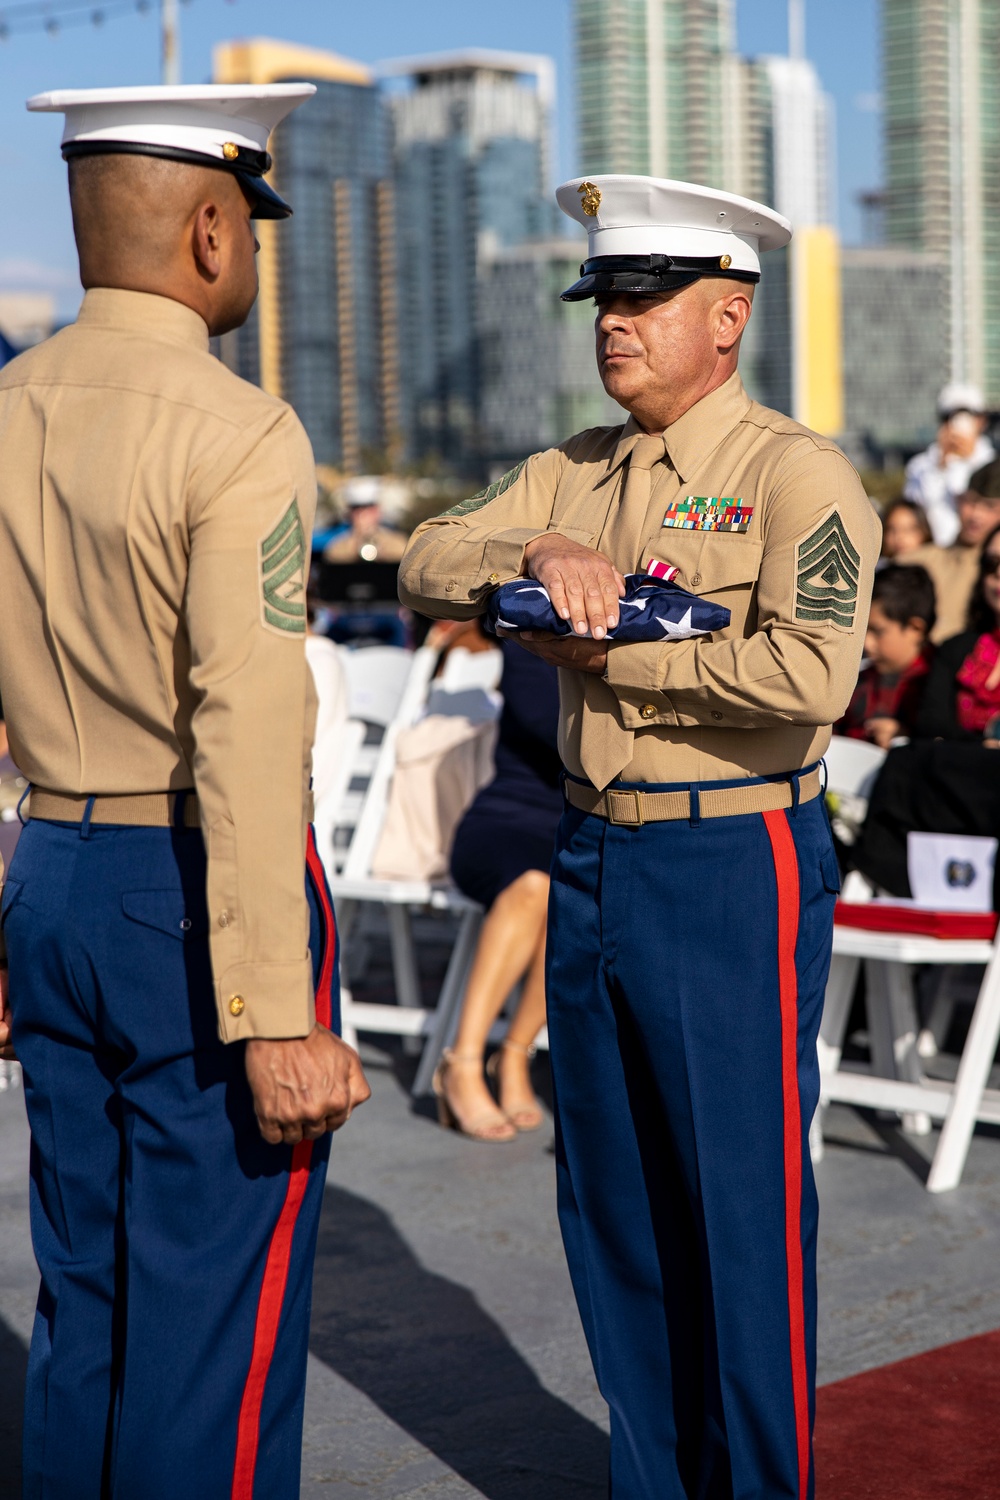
[563,767,822,827]
[29,789,201,828]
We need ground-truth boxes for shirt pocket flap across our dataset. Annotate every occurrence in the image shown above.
[648,536,763,596]
[121,890,208,941]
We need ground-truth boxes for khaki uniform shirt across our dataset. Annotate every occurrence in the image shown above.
[323,524,407,563]
[901,541,980,643]
[0,289,318,1042]
[399,373,880,789]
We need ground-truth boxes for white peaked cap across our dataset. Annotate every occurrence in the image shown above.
[555,175,792,300]
[26,84,316,218]
[937,382,987,417]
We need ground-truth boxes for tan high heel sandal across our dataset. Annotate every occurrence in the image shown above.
[432,1049,517,1142]
[486,1040,544,1133]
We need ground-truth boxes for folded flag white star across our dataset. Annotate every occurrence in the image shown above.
[485,572,730,641]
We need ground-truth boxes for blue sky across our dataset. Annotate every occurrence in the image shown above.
[0,0,880,318]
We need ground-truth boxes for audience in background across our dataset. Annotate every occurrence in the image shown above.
[836,565,936,748]
[904,382,995,545]
[435,639,562,1142]
[901,460,1000,642]
[913,524,1000,746]
[880,498,932,562]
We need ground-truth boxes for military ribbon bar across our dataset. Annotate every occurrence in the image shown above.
[661,497,753,533]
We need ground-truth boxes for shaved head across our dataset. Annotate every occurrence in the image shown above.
[68,153,261,335]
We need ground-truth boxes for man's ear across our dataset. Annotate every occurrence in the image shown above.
[192,200,223,282]
[715,289,752,351]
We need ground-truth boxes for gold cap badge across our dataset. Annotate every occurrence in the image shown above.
[719,253,732,270]
[578,181,602,217]
[222,141,240,162]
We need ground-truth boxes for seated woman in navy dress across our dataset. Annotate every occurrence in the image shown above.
[437,638,563,1141]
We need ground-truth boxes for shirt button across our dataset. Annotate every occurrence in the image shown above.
[640,703,657,720]
[711,711,724,721]
[229,995,245,1017]
[218,910,230,928]
[487,572,500,586]
[445,581,457,592]
[691,573,702,586]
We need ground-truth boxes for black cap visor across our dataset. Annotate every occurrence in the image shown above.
[62,139,293,219]
[561,254,759,302]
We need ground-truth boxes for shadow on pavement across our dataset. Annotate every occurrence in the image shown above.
[309,1186,608,1499]
[0,1315,26,1496]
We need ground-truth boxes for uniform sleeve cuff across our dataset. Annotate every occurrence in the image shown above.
[480,525,597,588]
[603,641,679,727]
[214,959,316,1042]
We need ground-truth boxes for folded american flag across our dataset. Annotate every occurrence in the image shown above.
[484,571,730,642]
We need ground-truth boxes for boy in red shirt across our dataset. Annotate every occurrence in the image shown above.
[836,564,936,747]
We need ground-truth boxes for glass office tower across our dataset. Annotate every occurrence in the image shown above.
[883,0,1000,402]
[384,49,555,469]
[214,39,400,471]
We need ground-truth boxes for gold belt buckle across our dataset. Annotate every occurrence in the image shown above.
[607,789,645,827]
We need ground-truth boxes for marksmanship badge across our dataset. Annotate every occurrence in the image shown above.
[259,498,307,635]
[578,181,602,217]
[794,510,860,628]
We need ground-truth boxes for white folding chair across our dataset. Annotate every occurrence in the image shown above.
[816,919,1000,1191]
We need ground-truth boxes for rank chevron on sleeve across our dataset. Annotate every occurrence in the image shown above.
[260,498,307,634]
[794,511,861,627]
[442,458,527,518]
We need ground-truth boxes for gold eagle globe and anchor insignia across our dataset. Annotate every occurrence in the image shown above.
[578,181,602,217]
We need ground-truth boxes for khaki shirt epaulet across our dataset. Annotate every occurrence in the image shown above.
[0,289,318,1038]
[399,372,882,783]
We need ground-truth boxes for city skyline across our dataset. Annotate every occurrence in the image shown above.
[0,0,879,319]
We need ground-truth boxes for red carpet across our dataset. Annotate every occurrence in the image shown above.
[814,1328,1000,1498]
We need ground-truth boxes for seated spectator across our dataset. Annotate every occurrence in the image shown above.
[904,382,995,545]
[913,524,1000,744]
[435,639,563,1142]
[901,459,1000,641]
[836,565,935,747]
[852,528,1000,905]
[880,498,932,561]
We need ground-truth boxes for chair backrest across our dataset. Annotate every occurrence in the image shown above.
[340,645,440,882]
[824,736,886,800]
[437,645,503,693]
[341,645,415,728]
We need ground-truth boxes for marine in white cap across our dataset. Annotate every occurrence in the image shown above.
[0,86,369,1497]
[903,378,996,546]
[399,174,880,1499]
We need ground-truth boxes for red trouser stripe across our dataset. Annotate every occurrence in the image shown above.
[306,825,336,1032]
[762,809,810,1500]
[230,832,337,1497]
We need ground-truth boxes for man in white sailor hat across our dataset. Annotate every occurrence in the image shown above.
[400,175,880,1498]
[0,86,370,1497]
[903,379,996,545]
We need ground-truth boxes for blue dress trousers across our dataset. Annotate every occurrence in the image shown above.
[546,770,840,1500]
[2,808,338,1500]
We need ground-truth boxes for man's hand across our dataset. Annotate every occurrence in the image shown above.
[0,966,13,1063]
[522,534,626,640]
[512,630,609,675]
[245,1024,371,1145]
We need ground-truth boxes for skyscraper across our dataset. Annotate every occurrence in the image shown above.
[882,0,1000,401]
[214,39,399,472]
[383,49,554,467]
[573,0,747,192]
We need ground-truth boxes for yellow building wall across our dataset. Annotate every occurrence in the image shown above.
[792,226,844,436]
[213,39,371,399]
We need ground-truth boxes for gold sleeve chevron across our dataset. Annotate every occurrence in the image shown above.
[794,510,860,629]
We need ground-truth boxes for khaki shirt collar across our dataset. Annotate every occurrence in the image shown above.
[608,370,753,485]
[76,288,210,352]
